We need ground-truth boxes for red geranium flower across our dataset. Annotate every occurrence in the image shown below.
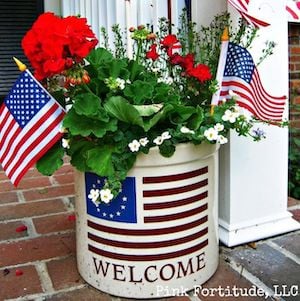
[146,44,159,61]
[187,64,212,82]
[161,34,181,56]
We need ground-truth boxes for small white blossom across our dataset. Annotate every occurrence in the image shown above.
[161,131,171,140]
[153,136,164,145]
[229,90,238,99]
[62,138,70,149]
[139,137,149,147]
[222,110,239,123]
[204,128,218,141]
[88,188,100,203]
[217,135,228,144]
[214,123,224,132]
[180,126,195,135]
[116,78,126,90]
[128,140,140,152]
[100,189,114,204]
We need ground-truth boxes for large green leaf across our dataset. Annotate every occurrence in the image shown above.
[87,48,113,67]
[36,143,64,176]
[63,108,117,137]
[133,103,163,117]
[73,93,102,117]
[188,106,205,130]
[104,96,144,128]
[143,104,174,131]
[124,80,154,104]
[87,146,115,176]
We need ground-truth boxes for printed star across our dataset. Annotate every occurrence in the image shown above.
[116,211,121,216]
[122,196,127,202]
[102,212,107,217]
[109,214,114,218]
[121,205,126,210]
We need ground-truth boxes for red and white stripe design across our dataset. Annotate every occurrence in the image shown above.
[87,167,209,262]
[286,0,300,20]
[228,0,270,28]
[0,71,65,185]
[220,69,286,121]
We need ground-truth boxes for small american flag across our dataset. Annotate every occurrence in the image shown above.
[228,0,270,28]
[86,167,209,262]
[220,42,286,121]
[0,70,65,185]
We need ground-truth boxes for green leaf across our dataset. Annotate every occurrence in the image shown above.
[143,104,174,131]
[159,141,176,158]
[188,106,205,130]
[87,48,113,67]
[63,108,117,138]
[73,93,101,117]
[87,146,115,176]
[133,103,163,117]
[68,139,94,172]
[124,80,154,104]
[104,96,144,128]
[293,137,300,147]
[36,143,64,176]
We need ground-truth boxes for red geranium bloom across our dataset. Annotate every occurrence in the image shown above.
[22,12,98,81]
[187,64,212,82]
[146,44,159,61]
[161,34,181,56]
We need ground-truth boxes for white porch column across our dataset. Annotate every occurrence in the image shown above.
[219,0,300,246]
[192,0,299,247]
[43,0,61,14]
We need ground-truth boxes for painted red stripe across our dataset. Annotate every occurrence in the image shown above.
[143,166,208,184]
[88,239,208,261]
[286,5,299,20]
[88,215,208,236]
[144,204,208,223]
[88,227,208,249]
[144,191,208,210]
[143,179,208,197]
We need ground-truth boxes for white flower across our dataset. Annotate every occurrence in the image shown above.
[153,136,164,145]
[100,189,114,204]
[217,135,228,144]
[204,128,218,141]
[180,126,195,135]
[229,90,238,99]
[128,140,140,152]
[88,188,100,203]
[214,123,224,132]
[116,78,126,90]
[161,131,171,140]
[222,110,239,123]
[139,137,149,147]
[62,138,70,149]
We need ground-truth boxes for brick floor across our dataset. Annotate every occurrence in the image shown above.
[0,164,299,301]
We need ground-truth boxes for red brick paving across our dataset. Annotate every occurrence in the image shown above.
[0,164,299,301]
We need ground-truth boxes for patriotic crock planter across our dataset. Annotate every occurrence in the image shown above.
[74,142,219,298]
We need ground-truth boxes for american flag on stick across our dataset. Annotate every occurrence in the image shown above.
[86,167,209,262]
[228,0,270,28]
[211,28,286,121]
[0,68,65,186]
[286,0,300,21]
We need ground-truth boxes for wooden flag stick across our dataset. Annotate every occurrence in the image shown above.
[210,27,229,115]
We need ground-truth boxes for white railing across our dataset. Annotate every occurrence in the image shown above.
[61,0,186,46]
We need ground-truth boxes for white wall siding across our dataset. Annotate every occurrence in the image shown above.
[61,0,186,46]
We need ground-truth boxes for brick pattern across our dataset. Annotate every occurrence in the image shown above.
[0,166,299,301]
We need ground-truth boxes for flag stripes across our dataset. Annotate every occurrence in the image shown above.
[87,166,209,262]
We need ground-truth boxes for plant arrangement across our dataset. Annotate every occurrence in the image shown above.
[21,11,278,203]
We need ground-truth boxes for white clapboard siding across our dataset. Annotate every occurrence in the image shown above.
[61,0,186,47]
